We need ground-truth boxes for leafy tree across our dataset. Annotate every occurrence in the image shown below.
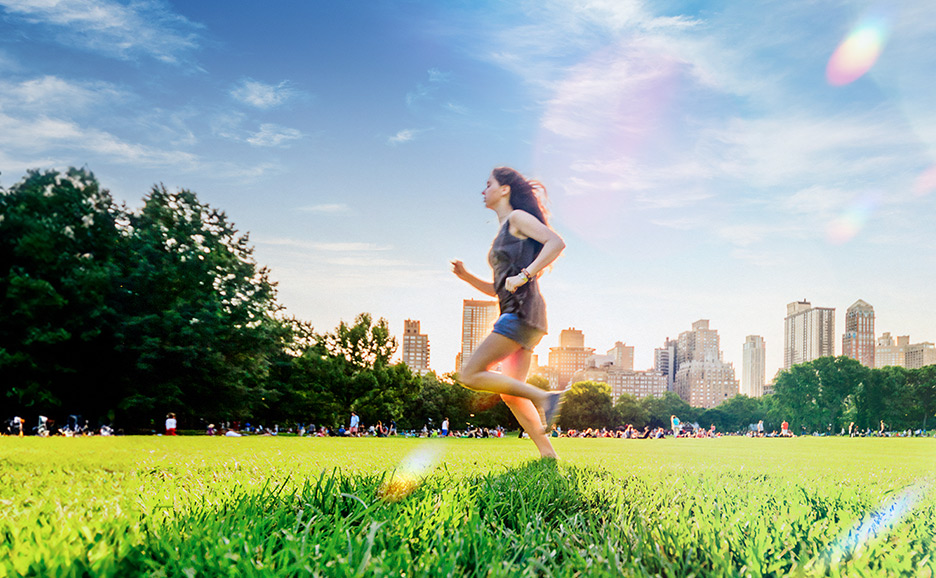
[908,365,936,430]
[286,313,419,429]
[559,381,615,429]
[773,357,869,433]
[0,169,124,420]
[117,185,289,425]
[640,391,695,429]
[699,394,765,432]
[613,393,648,429]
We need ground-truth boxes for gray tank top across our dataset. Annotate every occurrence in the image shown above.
[488,217,548,332]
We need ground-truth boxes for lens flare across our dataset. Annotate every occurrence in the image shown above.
[377,443,443,502]
[826,11,891,86]
[913,165,936,197]
[825,483,929,566]
[827,195,876,244]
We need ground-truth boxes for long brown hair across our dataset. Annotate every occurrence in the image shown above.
[492,167,550,226]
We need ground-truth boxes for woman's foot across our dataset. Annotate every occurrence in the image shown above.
[541,390,564,429]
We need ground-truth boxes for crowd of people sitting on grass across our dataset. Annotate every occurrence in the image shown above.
[4,412,933,439]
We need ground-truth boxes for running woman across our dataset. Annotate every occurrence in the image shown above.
[452,167,566,459]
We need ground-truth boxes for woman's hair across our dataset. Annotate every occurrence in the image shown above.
[492,167,550,226]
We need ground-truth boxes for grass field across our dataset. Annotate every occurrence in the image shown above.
[1,436,934,577]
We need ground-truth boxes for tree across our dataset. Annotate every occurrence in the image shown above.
[559,381,615,429]
[286,313,419,429]
[0,169,124,421]
[699,394,764,432]
[908,365,936,430]
[773,357,869,433]
[613,393,648,429]
[117,185,289,425]
[640,391,695,429]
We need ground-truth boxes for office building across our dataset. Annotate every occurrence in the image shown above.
[548,328,595,389]
[876,333,936,369]
[455,299,498,373]
[402,319,430,375]
[741,335,766,397]
[673,320,739,408]
[607,342,634,371]
[784,300,835,368]
[842,299,875,368]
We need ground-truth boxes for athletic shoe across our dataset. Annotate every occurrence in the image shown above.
[543,390,564,429]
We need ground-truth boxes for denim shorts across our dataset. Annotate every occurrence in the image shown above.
[492,313,545,351]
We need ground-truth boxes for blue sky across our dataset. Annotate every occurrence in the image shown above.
[2,0,934,379]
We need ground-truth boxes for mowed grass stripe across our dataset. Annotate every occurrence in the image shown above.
[1,437,934,576]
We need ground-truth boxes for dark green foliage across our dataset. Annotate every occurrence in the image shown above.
[0,169,124,417]
[559,381,615,429]
[640,391,697,429]
[613,392,649,428]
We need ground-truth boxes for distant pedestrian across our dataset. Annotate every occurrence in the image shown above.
[756,420,764,437]
[441,417,449,437]
[781,420,789,437]
[349,412,360,436]
[671,415,681,437]
[165,413,177,436]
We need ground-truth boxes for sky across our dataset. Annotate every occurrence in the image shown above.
[1,0,935,380]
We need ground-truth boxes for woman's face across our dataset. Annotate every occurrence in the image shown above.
[482,173,508,208]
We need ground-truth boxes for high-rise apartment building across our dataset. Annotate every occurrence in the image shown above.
[784,300,835,369]
[402,319,430,375]
[673,320,739,408]
[569,365,666,403]
[654,338,677,392]
[741,335,766,397]
[607,341,634,371]
[455,299,498,373]
[842,299,875,367]
[905,342,936,369]
[876,333,936,369]
[548,328,595,389]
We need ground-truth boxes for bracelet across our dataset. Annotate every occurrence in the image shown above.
[521,268,534,282]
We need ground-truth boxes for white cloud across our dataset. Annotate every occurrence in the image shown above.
[230,79,296,109]
[388,129,417,145]
[0,75,128,113]
[246,124,302,147]
[0,110,197,167]
[0,0,202,63]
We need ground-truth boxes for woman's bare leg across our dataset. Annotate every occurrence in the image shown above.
[459,333,551,406]
[499,348,558,459]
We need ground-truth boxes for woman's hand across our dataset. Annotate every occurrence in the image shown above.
[504,273,528,293]
[451,259,469,281]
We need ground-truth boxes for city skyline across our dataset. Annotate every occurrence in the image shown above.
[1,1,934,383]
[397,294,933,382]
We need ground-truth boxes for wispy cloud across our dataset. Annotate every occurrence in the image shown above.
[0,75,129,113]
[0,0,202,64]
[297,203,351,214]
[246,123,302,147]
[256,237,392,253]
[0,109,197,167]
[388,129,418,145]
[230,79,296,109]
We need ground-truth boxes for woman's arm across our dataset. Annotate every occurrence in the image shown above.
[451,260,496,296]
[503,210,566,293]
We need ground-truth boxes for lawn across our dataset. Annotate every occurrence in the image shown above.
[1,436,934,576]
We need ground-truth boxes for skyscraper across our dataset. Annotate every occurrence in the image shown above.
[842,299,875,368]
[784,300,835,369]
[741,335,766,397]
[456,299,498,373]
[673,320,739,408]
[654,338,677,392]
[548,328,595,389]
[876,333,936,369]
[402,319,430,374]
